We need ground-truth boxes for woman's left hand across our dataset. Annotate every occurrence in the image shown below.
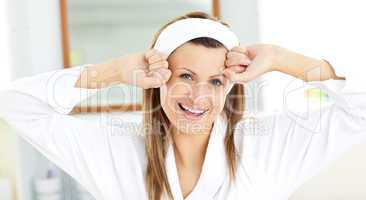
[223,44,281,84]
[224,43,342,83]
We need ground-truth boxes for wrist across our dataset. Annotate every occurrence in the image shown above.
[274,48,330,81]
[89,59,125,88]
[104,57,128,85]
[269,45,291,72]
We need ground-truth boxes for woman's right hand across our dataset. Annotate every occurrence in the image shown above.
[116,49,172,89]
[75,49,171,89]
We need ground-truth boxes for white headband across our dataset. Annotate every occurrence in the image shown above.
[153,18,240,55]
[153,18,239,95]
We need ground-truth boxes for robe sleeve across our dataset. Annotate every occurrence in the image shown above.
[0,65,142,199]
[236,59,366,196]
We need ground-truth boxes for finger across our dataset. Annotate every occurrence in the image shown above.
[149,60,169,70]
[132,68,163,89]
[226,59,267,83]
[145,50,168,65]
[242,57,267,79]
[144,69,171,89]
[141,76,163,89]
[225,55,251,67]
[223,69,251,83]
[223,68,239,82]
[231,46,249,55]
[152,68,172,82]
[144,49,158,59]
[160,69,172,82]
[227,52,251,63]
[148,68,171,83]
[246,44,263,59]
[224,65,246,73]
[227,51,249,58]
[223,66,254,83]
[226,51,251,66]
[148,54,168,65]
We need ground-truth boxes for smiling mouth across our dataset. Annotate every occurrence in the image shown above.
[177,102,208,118]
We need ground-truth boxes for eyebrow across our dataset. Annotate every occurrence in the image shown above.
[179,67,225,79]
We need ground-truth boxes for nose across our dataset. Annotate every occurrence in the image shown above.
[189,82,213,105]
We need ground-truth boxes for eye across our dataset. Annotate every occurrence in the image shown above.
[210,79,223,87]
[179,73,193,80]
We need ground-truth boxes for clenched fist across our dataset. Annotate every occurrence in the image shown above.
[119,49,172,89]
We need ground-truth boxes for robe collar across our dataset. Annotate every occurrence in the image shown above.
[165,112,228,200]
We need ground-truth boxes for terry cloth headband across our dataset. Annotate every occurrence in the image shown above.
[153,18,240,94]
[153,18,239,55]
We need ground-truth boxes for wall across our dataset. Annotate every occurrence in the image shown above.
[0,121,17,199]
[7,0,63,78]
[2,0,64,199]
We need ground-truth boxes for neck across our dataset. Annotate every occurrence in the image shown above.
[171,124,213,168]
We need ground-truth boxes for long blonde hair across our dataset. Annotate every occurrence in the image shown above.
[144,11,245,200]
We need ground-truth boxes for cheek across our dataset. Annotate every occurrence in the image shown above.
[160,80,191,113]
[210,91,226,113]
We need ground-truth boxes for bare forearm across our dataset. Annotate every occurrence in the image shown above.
[275,48,345,82]
[74,50,170,90]
[74,61,123,89]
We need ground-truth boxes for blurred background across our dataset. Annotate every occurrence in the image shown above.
[0,0,365,199]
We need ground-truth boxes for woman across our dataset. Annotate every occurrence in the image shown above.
[0,11,365,200]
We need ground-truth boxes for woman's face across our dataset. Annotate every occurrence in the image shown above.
[160,42,230,135]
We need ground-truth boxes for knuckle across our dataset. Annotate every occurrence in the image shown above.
[230,57,238,64]
[158,53,168,60]
[149,63,158,69]
[227,51,235,57]
[148,56,156,63]
[232,46,240,51]
[150,49,158,55]
[145,49,156,57]
[239,56,247,63]
[150,54,165,63]
[156,54,164,60]
[162,61,169,68]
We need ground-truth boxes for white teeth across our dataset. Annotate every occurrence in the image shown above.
[180,104,205,114]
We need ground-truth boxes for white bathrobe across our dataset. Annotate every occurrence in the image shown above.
[0,60,365,200]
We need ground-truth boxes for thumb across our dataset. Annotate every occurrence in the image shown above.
[224,58,266,83]
[134,69,162,89]
[238,57,268,82]
[246,44,262,59]
[141,76,162,89]
[149,68,171,82]
[224,67,255,83]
